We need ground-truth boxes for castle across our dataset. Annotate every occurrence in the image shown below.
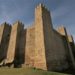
[0,4,75,71]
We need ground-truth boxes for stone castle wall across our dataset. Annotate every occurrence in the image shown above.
[34,4,69,71]
[0,4,75,71]
[24,26,35,67]
[57,26,75,68]
[0,23,11,63]
[5,21,25,67]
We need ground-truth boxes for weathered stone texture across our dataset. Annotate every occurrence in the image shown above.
[68,35,74,43]
[30,4,68,71]
[34,4,48,70]
[33,4,75,71]
[5,21,24,66]
[24,25,35,67]
[14,23,25,67]
[57,26,75,68]
[68,35,75,60]
[0,25,4,44]
[0,23,11,62]
[0,3,75,72]
[51,30,68,70]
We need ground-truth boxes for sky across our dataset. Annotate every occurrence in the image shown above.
[0,0,75,41]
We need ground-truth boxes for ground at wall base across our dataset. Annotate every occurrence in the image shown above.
[0,67,70,75]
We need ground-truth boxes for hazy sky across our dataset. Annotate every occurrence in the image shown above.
[0,0,75,41]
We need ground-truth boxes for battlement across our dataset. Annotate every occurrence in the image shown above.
[1,22,10,26]
[68,35,74,43]
[0,22,11,30]
[35,3,50,13]
[57,26,67,36]
[13,21,24,27]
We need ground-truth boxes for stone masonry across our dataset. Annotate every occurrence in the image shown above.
[5,21,25,67]
[0,22,11,64]
[0,4,75,72]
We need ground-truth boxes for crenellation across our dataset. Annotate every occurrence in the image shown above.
[68,35,74,43]
[57,26,67,36]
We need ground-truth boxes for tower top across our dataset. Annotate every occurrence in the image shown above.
[68,35,74,43]
[57,26,67,36]
[36,3,49,12]
[13,20,24,26]
[1,22,10,27]
[37,3,44,7]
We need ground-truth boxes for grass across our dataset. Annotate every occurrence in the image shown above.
[0,67,70,75]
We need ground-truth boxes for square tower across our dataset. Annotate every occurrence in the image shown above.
[34,4,54,70]
[5,21,25,67]
[0,22,11,63]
